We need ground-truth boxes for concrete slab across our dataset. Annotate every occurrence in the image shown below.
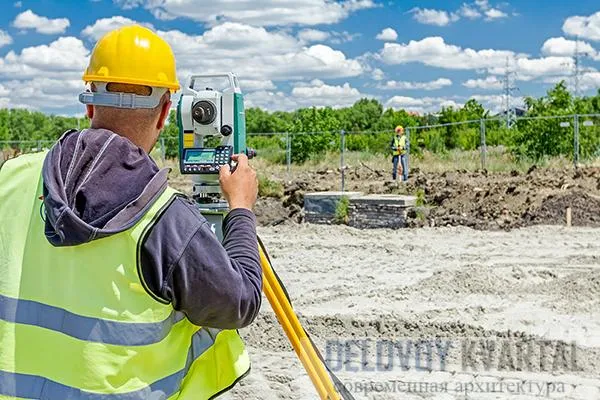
[304,192,362,216]
[304,191,363,199]
[351,194,417,207]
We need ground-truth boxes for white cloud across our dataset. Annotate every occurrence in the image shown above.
[0,30,13,48]
[244,91,298,111]
[379,36,573,81]
[385,93,523,115]
[297,29,358,45]
[115,0,143,9]
[81,16,154,41]
[563,11,600,41]
[380,36,516,70]
[543,70,600,93]
[14,1,22,7]
[579,71,600,91]
[371,68,385,81]
[376,28,398,41]
[410,8,459,26]
[541,37,600,61]
[385,95,463,114]
[0,84,9,97]
[298,29,330,43]
[0,78,83,110]
[380,78,453,91]
[114,0,376,27]
[470,94,524,114]
[0,36,89,79]
[239,79,276,91]
[475,0,490,10]
[329,31,360,44]
[158,24,364,82]
[484,8,508,20]
[13,10,70,35]
[463,76,503,90]
[411,1,511,26]
[460,4,481,19]
[292,79,360,98]
[501,56,575,81]
[246,80,364,111]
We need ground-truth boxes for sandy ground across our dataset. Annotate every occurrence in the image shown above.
[222,223,600,400]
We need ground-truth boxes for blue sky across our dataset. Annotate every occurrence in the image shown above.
[0,0,599,116]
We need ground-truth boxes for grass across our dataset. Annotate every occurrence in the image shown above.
[258,175,284,198]
[251,146,578,178]
[414,188,426,206]
[334,195,350,224]
[414,208,427,222]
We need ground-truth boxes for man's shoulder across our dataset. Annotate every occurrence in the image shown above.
[146,194,208,241]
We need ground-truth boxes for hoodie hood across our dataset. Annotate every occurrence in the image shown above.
[42,129,169,246]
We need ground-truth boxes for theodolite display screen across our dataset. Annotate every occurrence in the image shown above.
[184,149,215,164]
[181,146,233,174]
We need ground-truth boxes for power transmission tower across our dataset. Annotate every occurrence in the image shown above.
[503,57,518,129]
[573,36,590,98]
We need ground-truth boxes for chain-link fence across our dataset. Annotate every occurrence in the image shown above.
[577,114,600,163]
[2,114,600,191]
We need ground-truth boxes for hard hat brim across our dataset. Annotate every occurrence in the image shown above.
[83,74,180,92]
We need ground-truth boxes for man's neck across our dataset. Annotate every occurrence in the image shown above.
[90,122,152,153]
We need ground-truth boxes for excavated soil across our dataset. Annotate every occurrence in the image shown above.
[233,165,600,230]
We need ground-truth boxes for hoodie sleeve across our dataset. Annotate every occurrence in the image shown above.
[139,196,262,329]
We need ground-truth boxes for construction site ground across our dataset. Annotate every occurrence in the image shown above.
[230,224,600,399]
[168,159,600,399]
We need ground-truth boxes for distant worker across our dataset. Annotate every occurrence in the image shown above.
[0,26,261,399]
[390,125,408,181]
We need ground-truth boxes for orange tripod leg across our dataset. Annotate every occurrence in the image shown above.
[259,246,341,400]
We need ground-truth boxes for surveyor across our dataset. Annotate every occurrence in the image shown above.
[0,25,262,399]
[390,125,408,181]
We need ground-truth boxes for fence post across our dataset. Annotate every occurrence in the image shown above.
[574,114,580,168]
[286,132,291,179]
[406,127,410,176]
[340,130,345,193]
[480,119,487,170]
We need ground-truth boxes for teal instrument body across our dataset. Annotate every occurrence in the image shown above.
[176,73,250,202]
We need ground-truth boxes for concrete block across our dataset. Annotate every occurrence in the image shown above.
[304,191,362,215]
[350,194,417,207]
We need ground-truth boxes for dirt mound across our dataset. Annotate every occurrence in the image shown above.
[526,191,600,227]
[526,270,600,313]
[170,162,600,230]
[402,267,514,297]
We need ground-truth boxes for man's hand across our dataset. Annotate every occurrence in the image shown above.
[219,154,258,211]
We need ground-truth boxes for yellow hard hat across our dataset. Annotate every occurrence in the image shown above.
[395,125,404,133]
[83,25,180,92]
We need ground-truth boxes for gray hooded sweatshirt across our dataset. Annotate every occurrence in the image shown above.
[41,129,262,329]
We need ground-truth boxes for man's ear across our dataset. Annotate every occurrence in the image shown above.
[157,100,171,130]
[86,105,94,120]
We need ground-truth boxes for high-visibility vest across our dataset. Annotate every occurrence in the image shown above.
[0,152,250,400]
[392,136,406,156]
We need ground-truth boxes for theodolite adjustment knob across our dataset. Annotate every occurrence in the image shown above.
[220,125,232,136]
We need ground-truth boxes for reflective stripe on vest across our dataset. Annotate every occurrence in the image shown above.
[0,152,250,399]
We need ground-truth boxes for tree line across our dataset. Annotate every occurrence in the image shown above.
[1,82,599,163]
